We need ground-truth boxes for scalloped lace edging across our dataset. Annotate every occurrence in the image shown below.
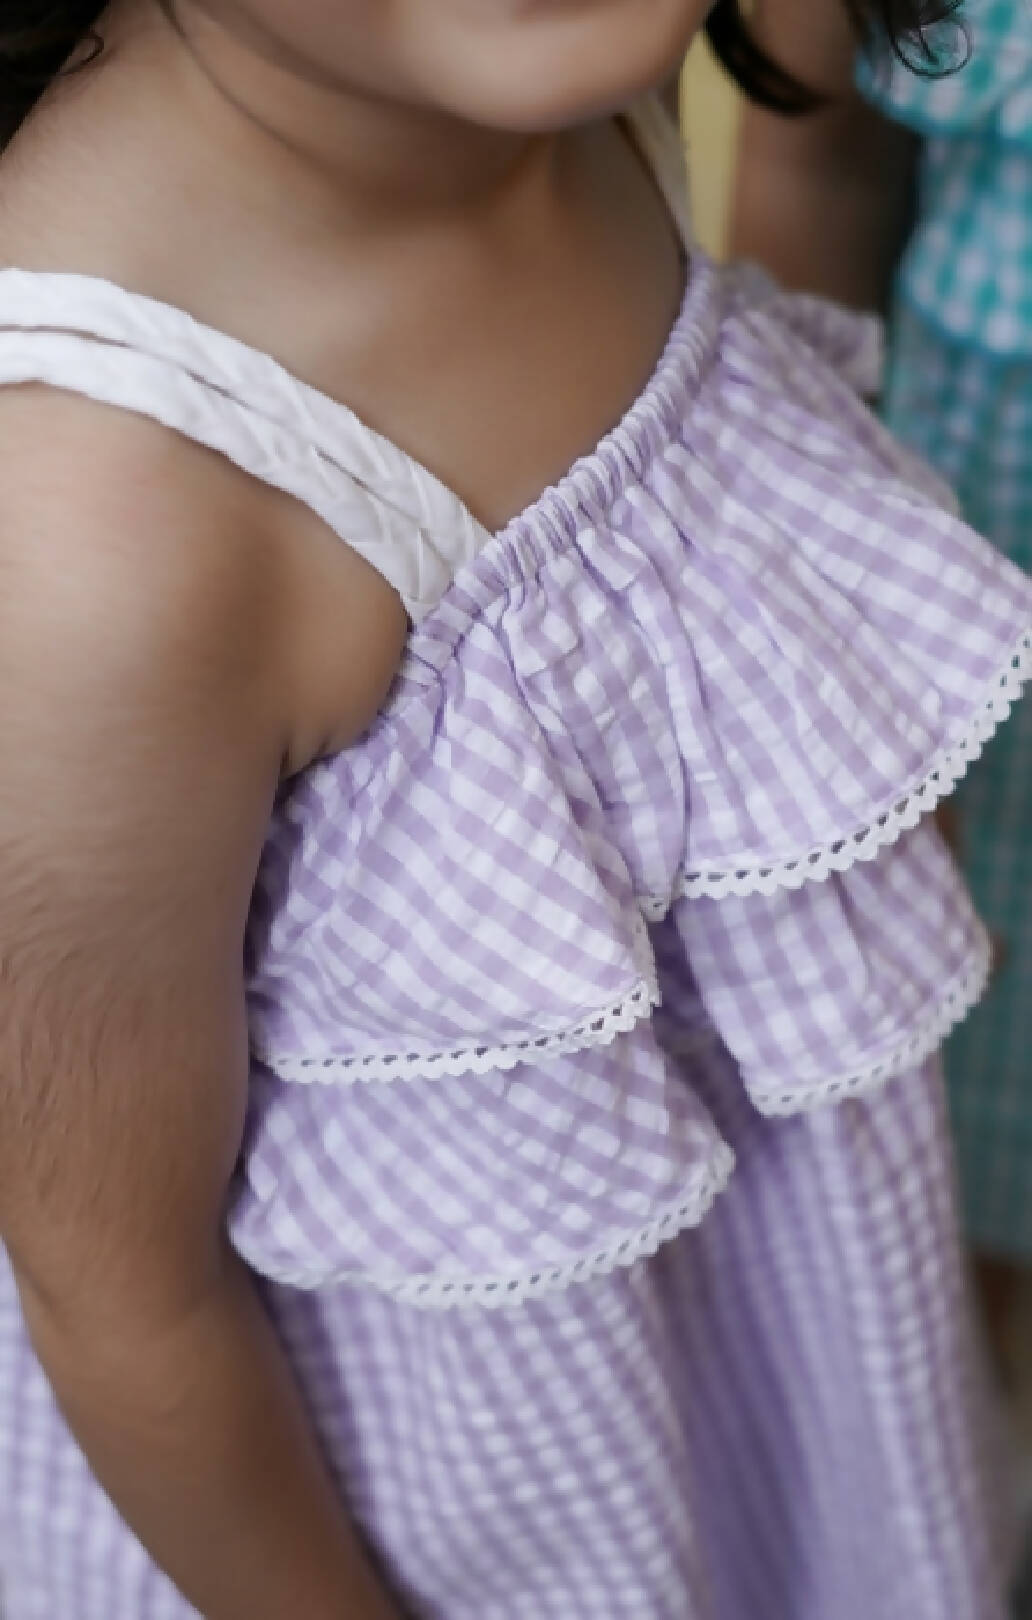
[256,974,660,1087]
[340,1144,736,1310]
[657,628,1032,907]
[747,930,991,1117]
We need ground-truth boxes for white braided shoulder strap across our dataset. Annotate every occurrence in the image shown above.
[0,269,491,622]
[0,100,690,622]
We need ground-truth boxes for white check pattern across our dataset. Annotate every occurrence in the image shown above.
[859,0,1032,353]
[0,100,1026,1620]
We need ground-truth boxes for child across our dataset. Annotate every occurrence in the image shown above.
[0,2,1027,1617]
[733,0,1032,1377]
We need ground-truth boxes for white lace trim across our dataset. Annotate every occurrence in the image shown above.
[747,931,992,1117]
[257,974,660,1086]
[663,628,1032,905]
[341,1144,735,1309]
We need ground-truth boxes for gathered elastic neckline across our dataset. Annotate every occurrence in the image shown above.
[395,255,727,669]
[0,246,724,618]
[486,255,717,551]
[0,254,716,545]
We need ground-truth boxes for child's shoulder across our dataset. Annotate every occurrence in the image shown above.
[0,358,407,781]
[0,20,408,772]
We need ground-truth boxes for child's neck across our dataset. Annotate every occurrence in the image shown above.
[149,0,560,226]
[0,0,684,533]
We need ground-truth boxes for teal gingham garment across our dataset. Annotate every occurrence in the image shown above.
[883,309,1032,1258]
[863,1,1032,1256]
[859,0,1032,353]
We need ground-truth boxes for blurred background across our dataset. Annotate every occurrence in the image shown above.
[680,37,739,259]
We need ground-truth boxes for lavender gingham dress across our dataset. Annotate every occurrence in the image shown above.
[1,102,1031,1620]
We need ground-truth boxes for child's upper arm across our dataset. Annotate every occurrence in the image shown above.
[0,390,394,1322]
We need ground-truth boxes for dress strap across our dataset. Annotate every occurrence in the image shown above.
[0,100,691,619]
[0,270,490,622]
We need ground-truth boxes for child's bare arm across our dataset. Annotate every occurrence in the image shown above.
[0,394,405,1620]
[730,0,917,310]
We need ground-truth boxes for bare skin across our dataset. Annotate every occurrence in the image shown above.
[0,0,706,1614]
[0,393,409,1620]
[2,0,689,527]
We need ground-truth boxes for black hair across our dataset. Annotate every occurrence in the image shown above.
[704,0,964,114]
[0,0,961,146]
[0,2,104,142]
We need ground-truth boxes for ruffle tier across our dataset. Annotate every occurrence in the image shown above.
[247,259,1032,1071]
[230,1025,736,1307]
[238,259,1032,1306]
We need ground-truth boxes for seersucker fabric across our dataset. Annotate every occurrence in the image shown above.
[0,101,1030,1618]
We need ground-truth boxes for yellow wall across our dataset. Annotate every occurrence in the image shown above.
[680,38,741,259]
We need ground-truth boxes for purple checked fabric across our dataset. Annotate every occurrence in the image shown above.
[0,102,1028,1617]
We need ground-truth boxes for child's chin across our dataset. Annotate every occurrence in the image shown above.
[431,0,705,131]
